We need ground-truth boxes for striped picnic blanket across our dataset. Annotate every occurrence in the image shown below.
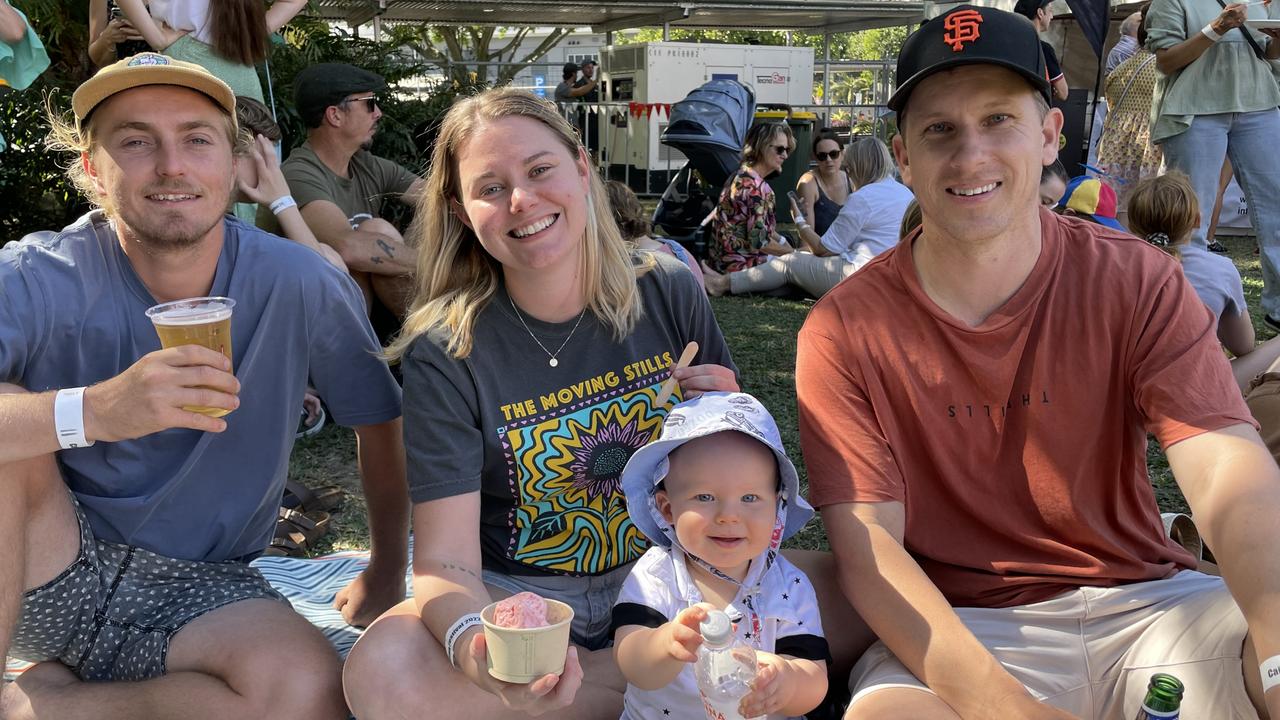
[5,547,412,681]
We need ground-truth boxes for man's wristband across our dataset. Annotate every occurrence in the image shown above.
[1202,23,1224,42]
[444,613,484,670]
[1262,654,1280,693]
[269,195,297,216]
[54,387,95,449]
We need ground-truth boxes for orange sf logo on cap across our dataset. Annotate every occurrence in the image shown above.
[943,9,984,52]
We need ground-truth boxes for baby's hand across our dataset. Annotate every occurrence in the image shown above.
[739,652,793,718]
[663,603,714,663]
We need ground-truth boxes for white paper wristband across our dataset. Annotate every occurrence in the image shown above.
[269,195,297,215]
[1202,23,1224,42]
[54,387,95,449]
[1262,654,1280,693]
[444,613,484,670]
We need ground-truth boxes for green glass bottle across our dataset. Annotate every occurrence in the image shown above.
[1134,673,1184,719]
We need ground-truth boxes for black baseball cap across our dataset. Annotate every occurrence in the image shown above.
[294,63,386,127]
[888,5,1050,114]
[581,59,598,67]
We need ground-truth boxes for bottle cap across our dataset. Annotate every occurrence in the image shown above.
[700,610,734,647]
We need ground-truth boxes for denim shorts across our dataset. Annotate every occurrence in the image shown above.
[482,562,633,651]
[8,496,288,682]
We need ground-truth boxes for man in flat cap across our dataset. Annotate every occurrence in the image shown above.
[797,6,1280,718]
[283,62,423,319]
[0,53,408,718]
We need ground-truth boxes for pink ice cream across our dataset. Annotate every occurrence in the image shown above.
[493,592,550,629]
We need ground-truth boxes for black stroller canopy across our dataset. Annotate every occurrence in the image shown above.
[659,79,755,190]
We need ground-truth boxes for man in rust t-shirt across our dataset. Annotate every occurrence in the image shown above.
[798,6,1280,720]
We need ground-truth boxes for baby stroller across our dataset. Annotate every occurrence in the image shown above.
[652,79,754,258]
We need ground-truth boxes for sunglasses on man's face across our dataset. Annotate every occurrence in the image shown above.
[773,145,790,156]
[814,150,840,161]
[340,95,379,113]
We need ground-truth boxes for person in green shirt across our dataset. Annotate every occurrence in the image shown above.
[1147,0,1280,324]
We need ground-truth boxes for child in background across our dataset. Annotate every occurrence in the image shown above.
[233,96,345,272]
[613,392,829,719]
[605,179,705,289]
[1040,159,1069,207]
[1055,176,1127,231]
[1127,172,1277,388]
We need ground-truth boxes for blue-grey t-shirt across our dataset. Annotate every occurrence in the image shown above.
[1180,242,1247,322]
[0,212,402,562]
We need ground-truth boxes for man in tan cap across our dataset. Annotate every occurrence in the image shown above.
[0,53,409,719]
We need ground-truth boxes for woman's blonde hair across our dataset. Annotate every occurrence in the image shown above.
[898,198,922,240]
[842,137,895,188]
[1126,171,1198,260]
[385,87,647,362]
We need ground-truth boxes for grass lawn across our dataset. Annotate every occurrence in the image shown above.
[292,232,1270,556]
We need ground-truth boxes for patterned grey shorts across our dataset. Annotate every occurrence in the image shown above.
[8,498,287,682]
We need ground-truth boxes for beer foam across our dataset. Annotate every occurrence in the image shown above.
[147,300,233,326]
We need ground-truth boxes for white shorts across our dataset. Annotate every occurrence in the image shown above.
[848,571,1257,719]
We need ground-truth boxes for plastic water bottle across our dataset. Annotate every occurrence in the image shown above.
[693,610,760,720]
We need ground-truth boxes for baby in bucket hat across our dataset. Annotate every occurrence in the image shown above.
[612,392,830,719]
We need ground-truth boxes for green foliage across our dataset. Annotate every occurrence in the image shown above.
[620,25,907,62]
[386,25,574,85]
[2,1,95,238]
[0,83,88,239]
[268,16,431,172]
[2,10,489,237]
[265,17,489,226]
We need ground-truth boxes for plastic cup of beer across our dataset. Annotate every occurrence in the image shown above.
[144,296,236,417]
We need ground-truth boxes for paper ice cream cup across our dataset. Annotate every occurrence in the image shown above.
[480,598,574,683]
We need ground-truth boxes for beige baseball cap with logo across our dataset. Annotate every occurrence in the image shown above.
[72,52,236,128]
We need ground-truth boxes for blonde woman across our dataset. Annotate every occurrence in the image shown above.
[342,88,738,720]
[704,137,914,298]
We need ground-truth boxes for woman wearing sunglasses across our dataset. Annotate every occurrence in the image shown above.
[795,129,852,237]
[704,136,913,299]
[705,122,795,274]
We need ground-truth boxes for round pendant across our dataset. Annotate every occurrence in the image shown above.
[549,358,559,367]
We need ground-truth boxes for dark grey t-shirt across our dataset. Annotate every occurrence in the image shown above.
[403,257,736,577]
[554,80,574,104]
[0,212,402,561]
